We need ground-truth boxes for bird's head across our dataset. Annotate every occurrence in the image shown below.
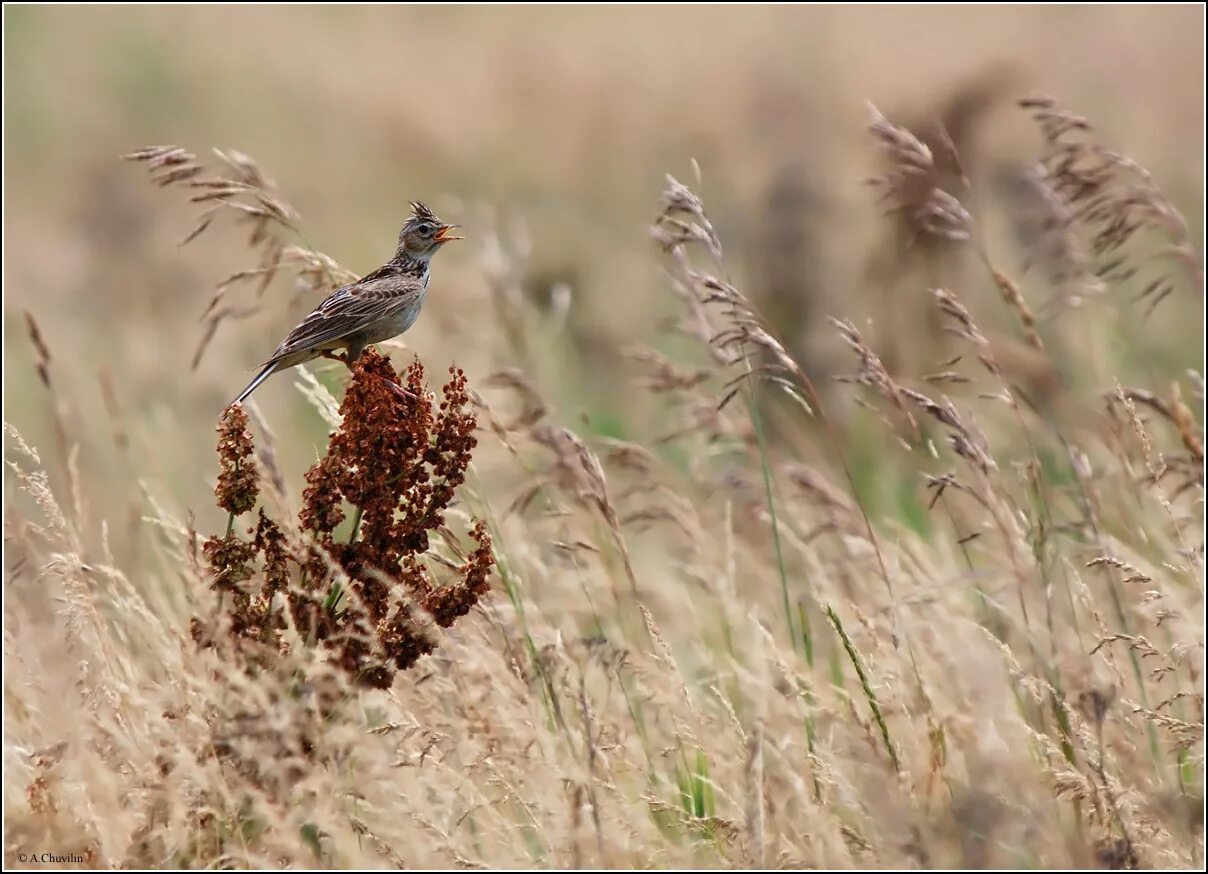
[396,201,462,260]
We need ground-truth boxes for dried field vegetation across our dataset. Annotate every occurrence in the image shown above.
[5,76,1205,872]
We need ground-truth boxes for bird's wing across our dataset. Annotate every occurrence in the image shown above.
[267,268,424,363]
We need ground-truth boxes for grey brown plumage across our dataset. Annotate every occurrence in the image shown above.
[233,202,461,404]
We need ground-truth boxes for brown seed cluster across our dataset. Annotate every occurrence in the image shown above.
[195,351,494,689]
[213,404,260,516]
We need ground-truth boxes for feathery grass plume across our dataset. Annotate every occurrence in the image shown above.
[1107,383,1206,513]
[830,317,919,441]
[1108,385,1205,472]
[652,174,813,415]
[990,269,1044,350]
[861,72,1018,373]
[832,302,1008,511]
[195,350,493,689]
[898,387,997,476]
[930,285,1064,457]
[123,145,297,245]
[865,103,973,246]
[124,145,358,368]
[866,104,1051,355]
[1021,95,1203,314]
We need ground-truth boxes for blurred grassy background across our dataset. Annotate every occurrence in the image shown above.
[4,4,1203,547]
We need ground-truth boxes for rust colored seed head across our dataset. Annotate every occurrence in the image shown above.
[202,533,257,593]
[215,404,260,516]
[299,455,346,537]
[199,348,493,690]
[253,510,290,596]
[426,522,493,627]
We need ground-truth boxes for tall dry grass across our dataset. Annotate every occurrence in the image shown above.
[4,90,1204,870]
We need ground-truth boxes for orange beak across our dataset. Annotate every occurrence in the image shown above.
[434,224,463,243]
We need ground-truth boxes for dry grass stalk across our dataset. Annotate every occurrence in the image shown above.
[990,269,1044,350]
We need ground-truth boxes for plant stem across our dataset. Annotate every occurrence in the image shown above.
[827,604,900,773]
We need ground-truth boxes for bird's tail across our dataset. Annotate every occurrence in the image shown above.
[233,361,279,406]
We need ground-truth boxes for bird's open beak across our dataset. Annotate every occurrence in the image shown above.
[435,224,463,243]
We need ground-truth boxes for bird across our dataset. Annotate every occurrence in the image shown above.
[233,201,461,405]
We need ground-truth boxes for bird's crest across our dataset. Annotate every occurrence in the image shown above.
[409,201,439,223]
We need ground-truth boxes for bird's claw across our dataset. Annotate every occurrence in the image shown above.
[320,350,351,366]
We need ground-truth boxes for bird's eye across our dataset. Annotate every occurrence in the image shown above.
[417,223,433,235]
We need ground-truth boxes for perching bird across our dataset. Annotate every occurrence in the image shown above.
[233,201,461,405]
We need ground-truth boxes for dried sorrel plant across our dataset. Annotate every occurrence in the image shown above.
[194,350,494,689]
